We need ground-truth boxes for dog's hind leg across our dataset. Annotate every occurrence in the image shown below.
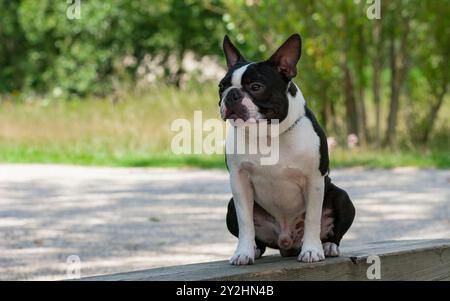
[320,177,356,257]
[226,198,269,258]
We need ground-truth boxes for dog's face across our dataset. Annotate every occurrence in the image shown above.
[218,34,302,124]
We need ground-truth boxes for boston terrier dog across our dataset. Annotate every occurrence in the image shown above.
[219,34,355,265]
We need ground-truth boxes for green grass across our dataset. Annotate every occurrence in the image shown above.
[0,84,448,169]
[0,144,448,169]
[0,146,226,168]
[329,148,449,169]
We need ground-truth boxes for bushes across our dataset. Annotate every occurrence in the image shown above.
[0,0,224,96]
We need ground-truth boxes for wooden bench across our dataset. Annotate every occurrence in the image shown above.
[81,239,450,281]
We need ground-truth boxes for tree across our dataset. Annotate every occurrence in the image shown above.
[0,1,28,93]
[414,1,449,144]
[384,0,414,147]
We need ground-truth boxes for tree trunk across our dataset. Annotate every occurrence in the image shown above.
[173,48,185,88]
[340,4,359,139]
[329,99,340,138]
[356,24,369,145]
[358,86,369,144]
[343,61,359,137]
[372,19,382,147]
[385,17,410,147]
[418,83,448,144]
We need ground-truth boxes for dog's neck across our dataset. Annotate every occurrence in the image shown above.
[270,82,306,137]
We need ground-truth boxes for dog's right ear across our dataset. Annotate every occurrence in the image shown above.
[267,34,302,80]
[223,35,246,69]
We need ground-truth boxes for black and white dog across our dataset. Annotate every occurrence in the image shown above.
[219,34,355,265]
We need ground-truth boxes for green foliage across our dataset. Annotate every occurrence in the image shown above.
[0,0,448,164]
[0,0,224,96]
[0,1,27,92]
[221,0,449,146]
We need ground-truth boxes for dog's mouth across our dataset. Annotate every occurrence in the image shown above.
[222,106,249,122]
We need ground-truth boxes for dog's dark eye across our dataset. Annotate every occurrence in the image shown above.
[250,83,262,92]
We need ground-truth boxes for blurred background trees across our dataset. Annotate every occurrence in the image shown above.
[0,0,448,151]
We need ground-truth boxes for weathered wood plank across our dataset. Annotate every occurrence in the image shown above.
[80,239,450,281]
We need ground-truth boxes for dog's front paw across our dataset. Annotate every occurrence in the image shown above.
[297,241,325,263]
[230,245,255,266]
[322,242,340,257]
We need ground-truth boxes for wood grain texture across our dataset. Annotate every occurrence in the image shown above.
[80,239,450,281]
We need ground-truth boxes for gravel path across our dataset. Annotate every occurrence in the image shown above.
[0,164,449,280]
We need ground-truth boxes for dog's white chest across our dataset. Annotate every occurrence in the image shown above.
[243,163,306,216]
[236,161,309,250]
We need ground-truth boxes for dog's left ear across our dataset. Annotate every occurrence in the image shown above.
[223,35,246,69]
[267,34,302,80]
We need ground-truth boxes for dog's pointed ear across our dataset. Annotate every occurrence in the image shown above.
[223,35,246,69]
[267,34,302,80]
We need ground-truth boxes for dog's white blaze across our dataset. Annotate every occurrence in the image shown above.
[232,64,261,120]
[231,63,252,87]
[219,64,251,115]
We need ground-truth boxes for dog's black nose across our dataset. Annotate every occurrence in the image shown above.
[225,88,242,107]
